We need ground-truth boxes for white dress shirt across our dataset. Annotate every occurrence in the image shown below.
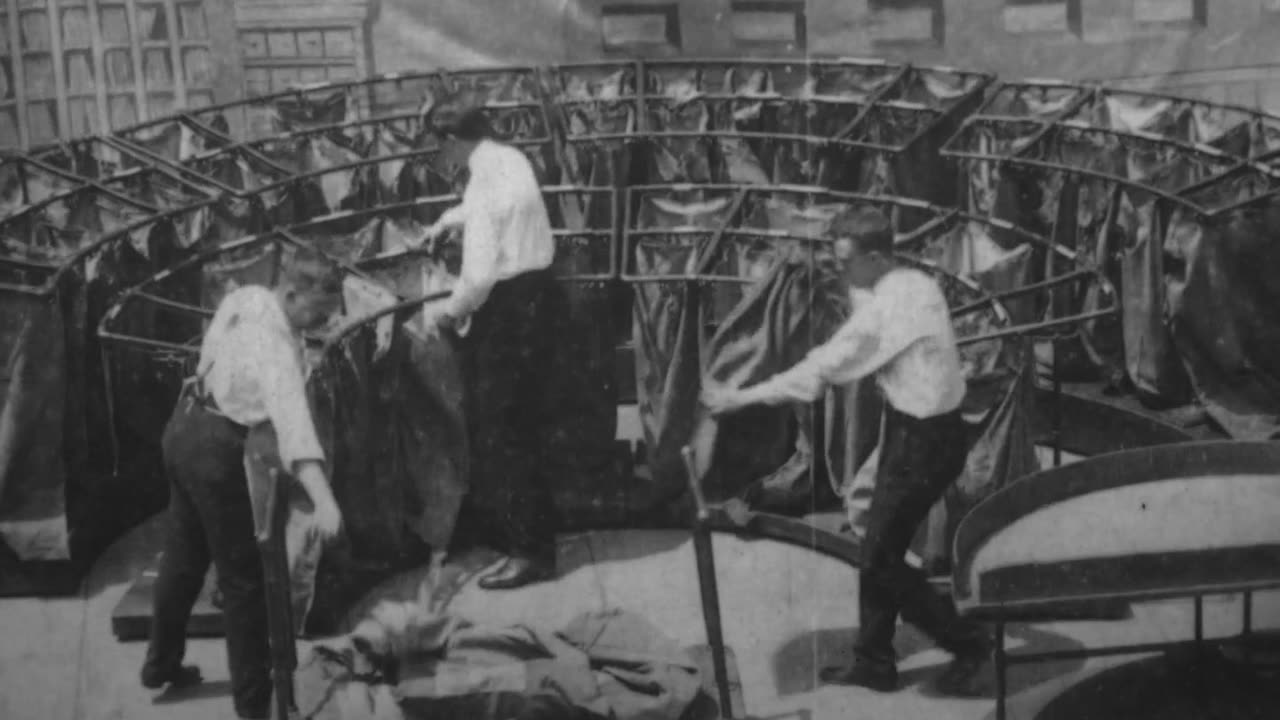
[748,268,967,419]
[197,285,326,469]
[437,139,555,322]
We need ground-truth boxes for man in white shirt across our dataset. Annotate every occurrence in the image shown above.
[419,97,565,591]
[703,208,992,696]
[140,250,345,720]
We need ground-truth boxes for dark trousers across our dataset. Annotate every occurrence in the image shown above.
[460,268,565,559]
[143,390,272,717]
[855,405,983,667]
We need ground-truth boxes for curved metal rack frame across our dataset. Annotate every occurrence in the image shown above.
[621,183,1117,345]
[940,79,1280,217]
[98,185,618,354]
[94,58,990,152]
[954,440,1280,720]
[3,59,1263,720]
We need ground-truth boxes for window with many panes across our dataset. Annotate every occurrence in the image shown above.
[0,0,216,148]
[1002,0,1082,36]
[729,1,806,54]
[600,3,682,56]
[239,26,360,96]
[868,0,946,47]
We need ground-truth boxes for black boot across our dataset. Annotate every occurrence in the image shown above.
[477,554,555,591]
[936,633,993,697]
[819,661,899,692]
[140,663,203,690]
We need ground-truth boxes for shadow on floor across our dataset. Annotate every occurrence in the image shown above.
[1032,649,1280,720]
[563,529,690,568]
[773,623,1087,699]
[81,512,168,599]
[342,546,505,630]
[341,530,691,631]
[152,679,232,705]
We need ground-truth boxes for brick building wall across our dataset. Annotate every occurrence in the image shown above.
[0,0,239,148]
[364,1,1280,110]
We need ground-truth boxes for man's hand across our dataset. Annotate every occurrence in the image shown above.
[417,222,446,248]
[295,461,343,543]
[434,312,458,334]
[311,496,343,543]
[701,385,747,416]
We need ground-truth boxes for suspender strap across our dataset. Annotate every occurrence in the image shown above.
[181,361,234,423]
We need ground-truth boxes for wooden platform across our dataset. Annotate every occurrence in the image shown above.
[107,378,1197,643]
[111,557,222,641]
[10,515,1280,720]
[0,559,82,599]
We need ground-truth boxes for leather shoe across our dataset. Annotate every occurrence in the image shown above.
[477,555,555,591]
[819,662,899,692]
[936,635,993,697]
[140,663,203,690]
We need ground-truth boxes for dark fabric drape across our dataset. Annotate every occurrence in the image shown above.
[630,195,734,509]
[0,294,70,562]
[297,608,702,720]
[313,323,468,563]
[1119,199,1190,404]
[693,255,851,511]
[943,351,1041,556]
[1166,209,1280,440]
[639,64,915,190]
[301,272,469,631]
[958,87,1280,428]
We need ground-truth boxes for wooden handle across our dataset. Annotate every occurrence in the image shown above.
[681,445,709,515]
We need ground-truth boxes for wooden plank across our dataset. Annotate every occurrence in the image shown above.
[84,0,112,133]
[111,558,222,641]
[44,0,71,139]
[7,0,30,147]
[123,0,149,122]
[160,0,186,107]
[685,645,745,720]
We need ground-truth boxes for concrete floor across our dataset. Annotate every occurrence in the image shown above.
[3,513,1279,720]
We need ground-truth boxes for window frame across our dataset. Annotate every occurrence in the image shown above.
[1002,0,1084,37]
[867,0,947,48]
[600,3,682,56]
[728,0,807,53]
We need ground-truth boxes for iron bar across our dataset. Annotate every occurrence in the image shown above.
[1194,595,1204,647]
[254,465,300,720]
[995,622,1007,720]
[681,445,736,719]
[1053,338,1063,468]
[951,269,1093,316]
[97,330,200,354]
[830,65,911,141]
[132,292,216,318]
[957,308,1119,346]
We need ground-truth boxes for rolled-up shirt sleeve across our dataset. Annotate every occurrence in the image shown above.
[445,184,506,320]
[746,305,887,406]
[745,275,939,407]
[435,203,468,230]
[252,327,326,470]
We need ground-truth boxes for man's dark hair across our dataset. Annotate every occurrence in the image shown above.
[279,246,345,296]
[424,93,494,142]
[829,205,893,256]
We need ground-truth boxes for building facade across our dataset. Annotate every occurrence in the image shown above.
[363,0,1280,109]
[1,0,239,147]
[5,0,1280,147]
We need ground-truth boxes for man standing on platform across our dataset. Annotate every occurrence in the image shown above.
[702,207,992,696]
[419,95,565,591]
[140,251,345,720]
